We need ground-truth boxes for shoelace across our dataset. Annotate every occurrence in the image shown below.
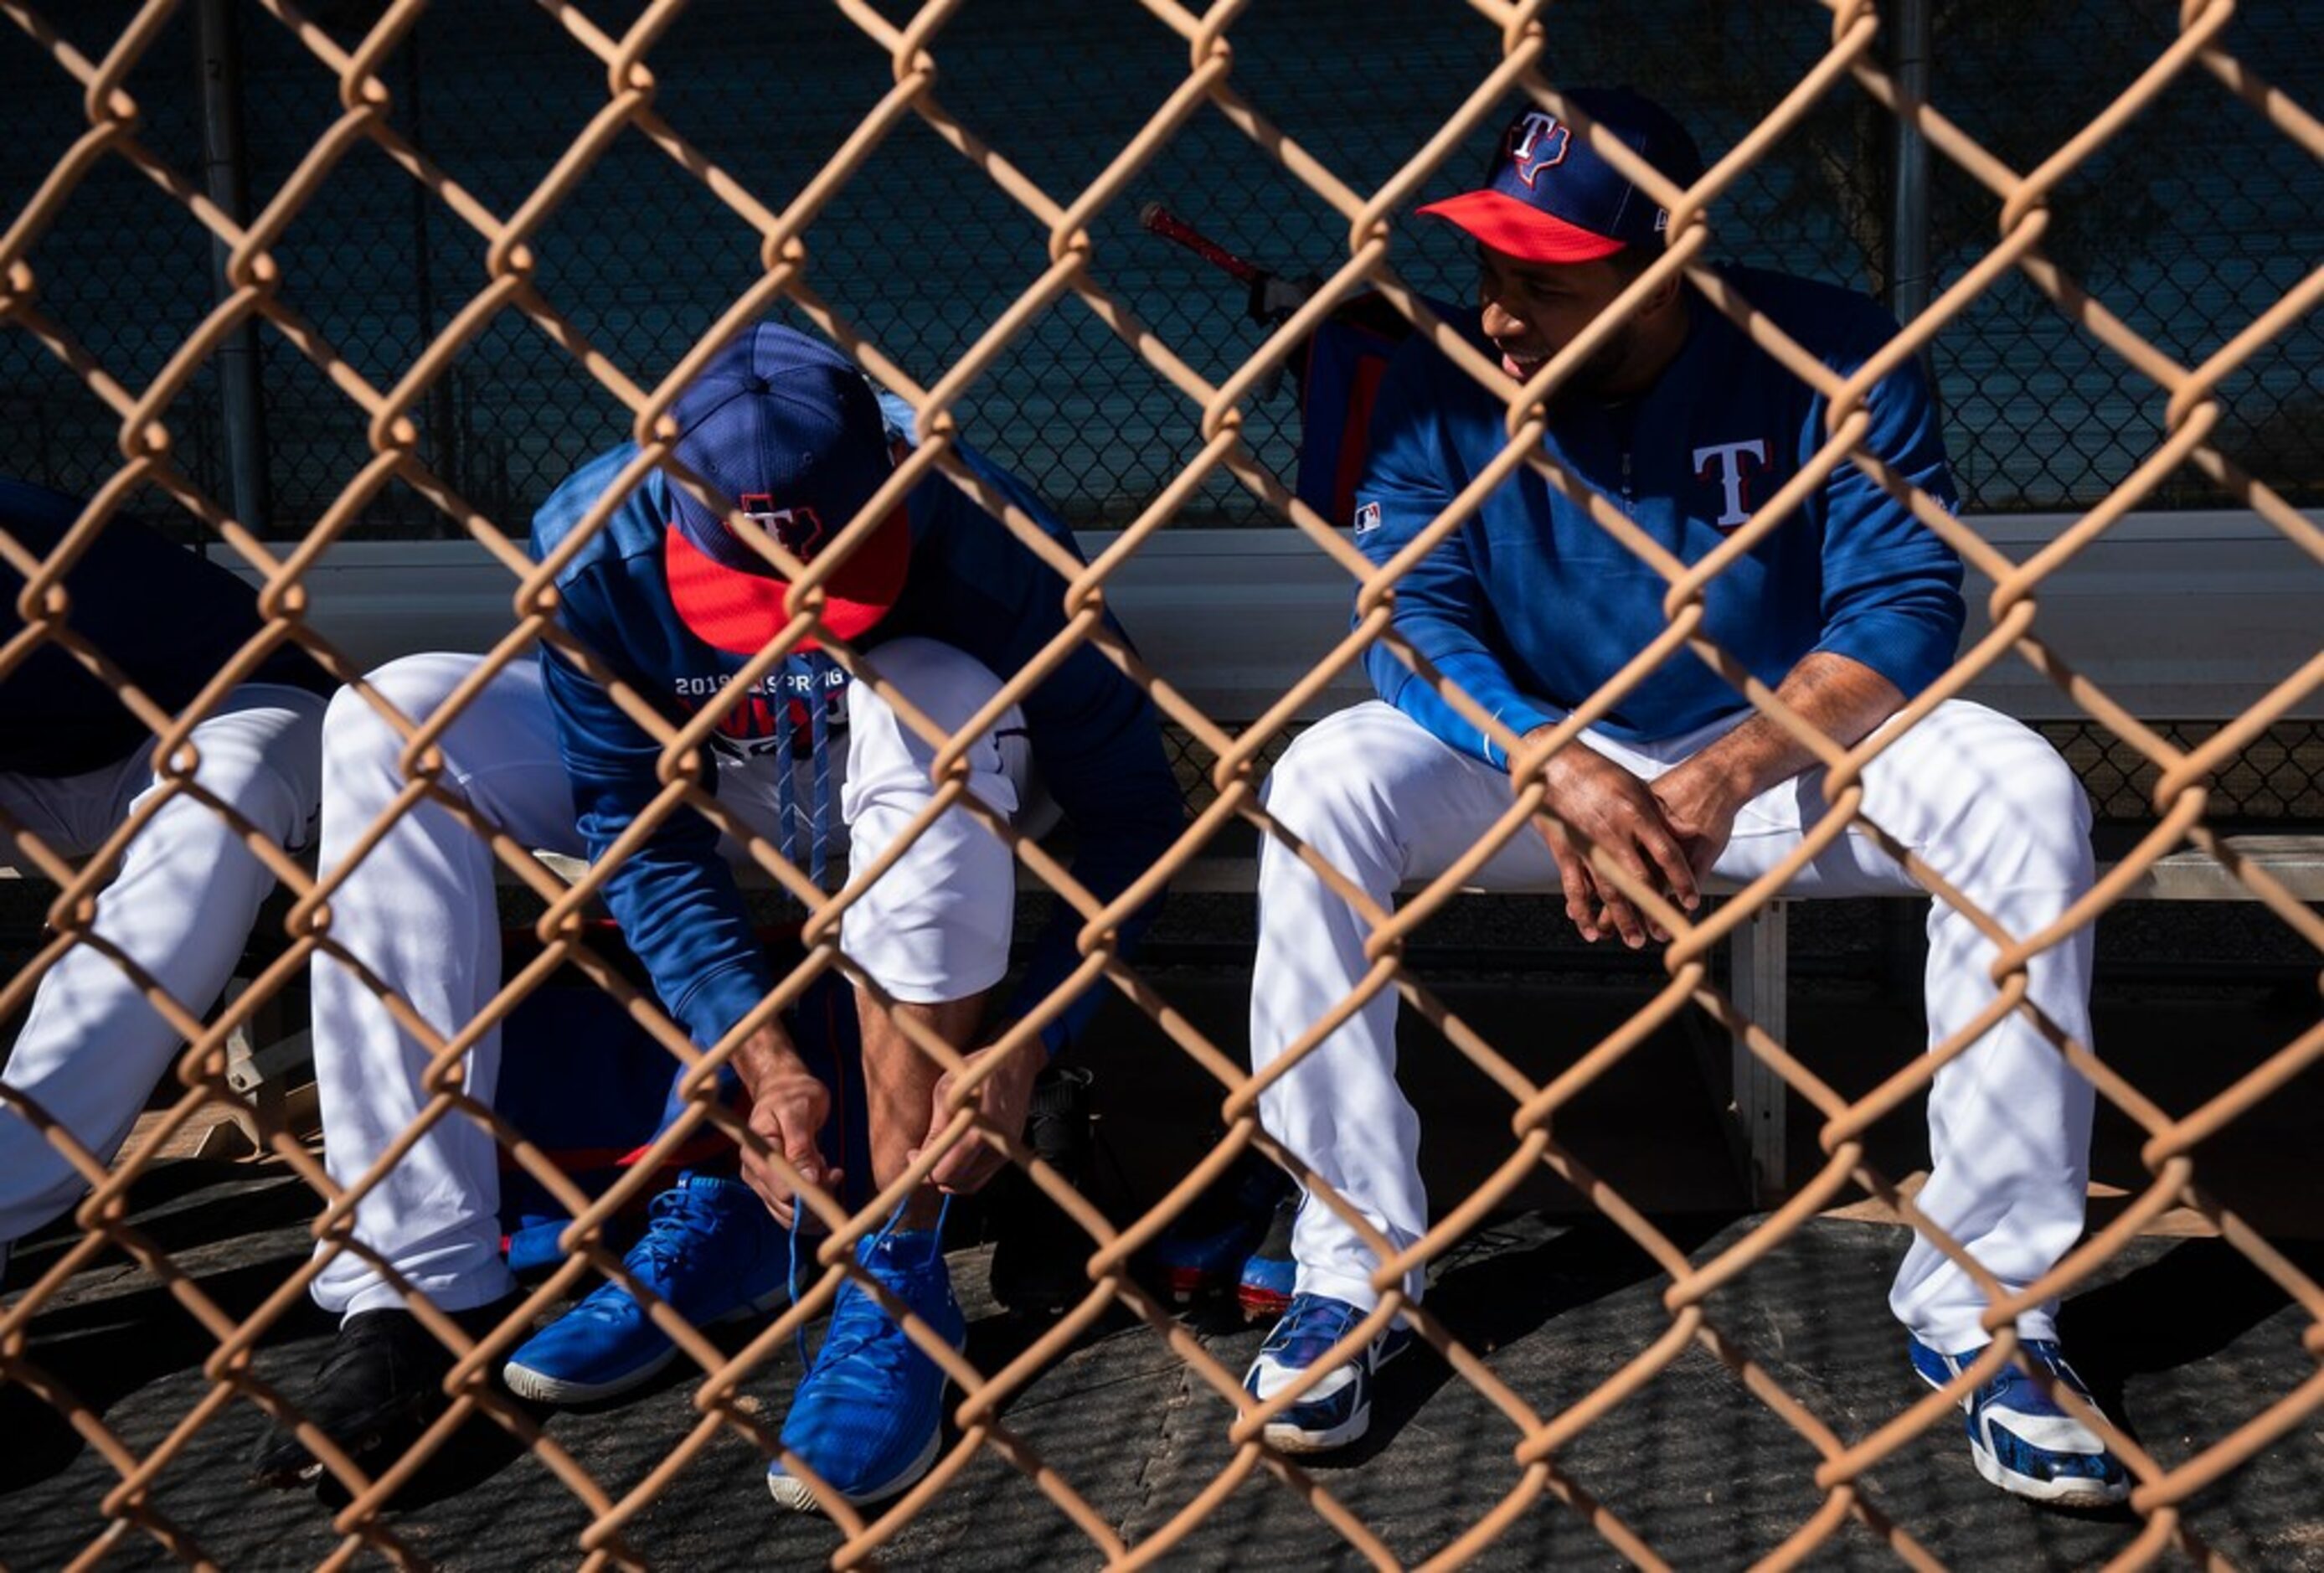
[1987,1342,2097,1412]
[1274,1294,1362,1354]
[570,1187,714,1323]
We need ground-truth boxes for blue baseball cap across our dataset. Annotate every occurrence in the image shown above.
[662,322,910,654]
[1417,88,1704,264]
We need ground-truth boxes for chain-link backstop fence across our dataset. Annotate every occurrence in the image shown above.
[3,0,2321,1567]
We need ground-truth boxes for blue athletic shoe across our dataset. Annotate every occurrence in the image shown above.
[767,1226,966,1513]
[1241,1292,1415,1454]
[1909,1335,2131,1508]
[503,1212,572,1276]
[502,1173,788,1404]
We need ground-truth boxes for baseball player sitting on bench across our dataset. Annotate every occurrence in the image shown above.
[0,479,329,1282]
[1240,90,2126,1509]
[253,323,1181,1512]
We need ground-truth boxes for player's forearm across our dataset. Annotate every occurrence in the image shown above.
[1686,651,1904,805]
[729,1015,812,1096]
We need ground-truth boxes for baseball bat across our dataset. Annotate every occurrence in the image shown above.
[1138,201,1269,286]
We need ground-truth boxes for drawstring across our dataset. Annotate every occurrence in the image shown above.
[774,680,801,874]
[770,651,843,892]
[808,678,832,889]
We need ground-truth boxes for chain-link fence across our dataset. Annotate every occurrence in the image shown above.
[3,1,2320,531]
[4,0,2323,1567]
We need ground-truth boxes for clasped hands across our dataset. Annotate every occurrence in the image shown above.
[1522,729,1746,948]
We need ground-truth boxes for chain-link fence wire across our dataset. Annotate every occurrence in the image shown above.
[3,1,2321,531]
[3,0,2322,1566]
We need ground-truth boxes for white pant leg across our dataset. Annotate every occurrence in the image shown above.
[0,684,325,1247]
[1252,699,2093,1344]
[1705,700,2095,1350]
[838,637,1033,1003]
[308,655,581,1319]
[1250,703,1564,1311]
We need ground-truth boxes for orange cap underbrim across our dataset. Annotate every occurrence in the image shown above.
[1415,190,1628,265]
[663,505,910,656]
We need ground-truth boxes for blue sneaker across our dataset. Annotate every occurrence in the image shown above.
[767,1227,966,1513]
[503,1212,572,1276]
[502,1173,788,1404]
[1241,1292,1415,1454]
[1909,1335,2131,1508]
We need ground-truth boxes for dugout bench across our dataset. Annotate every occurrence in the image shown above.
[6,516,2316,1197]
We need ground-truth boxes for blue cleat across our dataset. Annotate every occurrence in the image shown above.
[1235,1193,1299,1322]
[1909,1335,2131,1508]
[1147,1153,1290,1303]
[1241,1291,1414,1454]
[503,1173,788,1404]
[768,1226,966,1513]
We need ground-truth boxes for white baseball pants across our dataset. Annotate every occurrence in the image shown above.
[0,684,326,1250]
[309,640,1032,1319]
[1250,699,2096,1352]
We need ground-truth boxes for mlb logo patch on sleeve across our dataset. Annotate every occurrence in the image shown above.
[1353,502,1382,537]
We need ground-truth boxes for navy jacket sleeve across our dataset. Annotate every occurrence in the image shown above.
[1355,340,1559,769]
[926,445,1183,1055]
[540,555,776,1049]
[1806,316,1966,699]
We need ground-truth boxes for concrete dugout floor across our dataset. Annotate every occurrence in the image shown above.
[3,941,2321,1569]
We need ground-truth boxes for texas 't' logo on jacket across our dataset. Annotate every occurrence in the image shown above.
[1691,436,1776,533]
[672,656,849,759]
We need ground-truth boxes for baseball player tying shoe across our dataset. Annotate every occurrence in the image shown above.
[0,480,328,1279]
[254,325,1179,1509]
[1240,90,2126,1508]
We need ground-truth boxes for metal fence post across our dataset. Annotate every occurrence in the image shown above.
[197,0,270,534]
[1889,0,1933,327]
[1883,0,1937,998]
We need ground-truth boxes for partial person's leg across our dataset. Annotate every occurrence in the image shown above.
[1250,701,1560,1313]
[1244,701,1564,1454]
[1704,699,2115,1504]
[0,683,324,1250]
[767,636,1024,1512]
[837,635,1033,1216]
[1703,700,2096,1350]
[307,654,581,1321]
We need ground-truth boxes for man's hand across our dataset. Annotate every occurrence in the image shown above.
[912,1032,1044,1196]
[1527,735,1700,947]
[1647,754,1749,885]
[731,1022,835,1230]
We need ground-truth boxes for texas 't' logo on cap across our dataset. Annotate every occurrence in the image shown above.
[1507,111,1573,188]
[737,495,825,559]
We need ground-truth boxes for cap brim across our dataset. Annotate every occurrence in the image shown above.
[664,505,910,656]
[1415,190,1628,264]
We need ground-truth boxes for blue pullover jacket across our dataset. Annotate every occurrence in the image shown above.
[1356,265,1966,764]
[531,397,1182,1055]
